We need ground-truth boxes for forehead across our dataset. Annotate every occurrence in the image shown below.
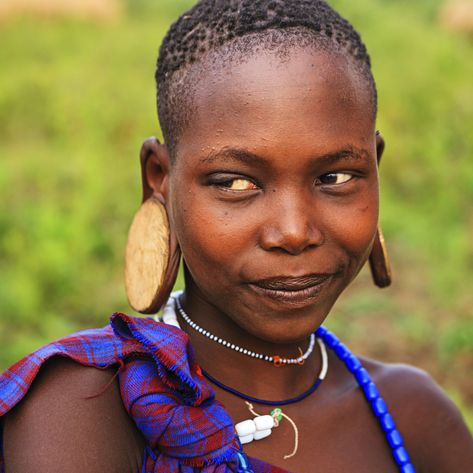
[177,47,375,159]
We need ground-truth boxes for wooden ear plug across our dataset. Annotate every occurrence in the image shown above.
[125,197,180,314]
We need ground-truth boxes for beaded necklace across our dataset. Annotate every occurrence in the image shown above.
[161,293,416,473]
[316,325,416,473]
[175,295,316,366]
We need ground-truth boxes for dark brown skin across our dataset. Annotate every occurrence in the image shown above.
[4,357,145,472]
[4,48,473,472]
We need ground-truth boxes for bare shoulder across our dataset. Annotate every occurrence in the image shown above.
[361,357,473,472]
[3,356,145,473]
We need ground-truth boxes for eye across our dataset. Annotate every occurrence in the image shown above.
[316,172,354,185]
[207,172,260,195]
[219,178,258,191]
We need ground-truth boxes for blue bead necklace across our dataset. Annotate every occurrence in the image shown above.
[318,326,416,473]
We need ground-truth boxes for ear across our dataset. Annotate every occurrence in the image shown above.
[376,130,386,165]
[139,137,172,204]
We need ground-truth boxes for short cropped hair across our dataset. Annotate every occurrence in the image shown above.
[156,0,377,157]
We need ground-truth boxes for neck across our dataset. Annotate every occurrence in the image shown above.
[178,284,323,402]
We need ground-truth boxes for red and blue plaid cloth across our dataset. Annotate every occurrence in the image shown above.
[0,313,289,473]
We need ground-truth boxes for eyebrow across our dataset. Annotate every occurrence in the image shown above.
[201,145,370,166]
[318,146,370,164]
[202,147,268,166]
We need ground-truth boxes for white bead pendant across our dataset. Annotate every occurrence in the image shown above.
[254,415,274,431]
[253,429,272,440]
[235,415,275,445]
[235,419,257,437]
[239,434,255,445]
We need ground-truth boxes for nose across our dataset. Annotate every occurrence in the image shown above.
[259,192,324,256]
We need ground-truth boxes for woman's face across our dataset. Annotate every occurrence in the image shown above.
[167,48,379,344]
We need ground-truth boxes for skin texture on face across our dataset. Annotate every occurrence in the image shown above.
[166,47,380,345]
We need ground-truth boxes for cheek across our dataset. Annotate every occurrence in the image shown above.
[170,187,252,277]
[325,197,379,261]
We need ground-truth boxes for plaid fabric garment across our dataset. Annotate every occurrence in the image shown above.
[0,313,289,473]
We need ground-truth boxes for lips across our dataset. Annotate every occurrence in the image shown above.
[248,273,334,306]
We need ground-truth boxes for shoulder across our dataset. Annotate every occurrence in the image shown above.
[363,358,473,472]
[365,358,462,427]
[3,356,145,473]
[0,318,152,416]
[365,358,447,407]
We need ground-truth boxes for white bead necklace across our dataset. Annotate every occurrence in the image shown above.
[174,294,316,367]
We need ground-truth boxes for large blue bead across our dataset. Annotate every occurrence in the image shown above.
[387,429,403,448]
[316,326,328,337]
[364,382,380,401]
[380,413,395,432]
[335,343,350,361]
[372,397,388,416]
[393,446,410,465]
[346,354,362,373]
[400,464,416,473]
[323,332,340,349]
[355,367,371,386]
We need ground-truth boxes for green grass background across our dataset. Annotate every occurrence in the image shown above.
[0,0,472,427]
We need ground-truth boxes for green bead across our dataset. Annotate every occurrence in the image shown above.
[271,408,283,422]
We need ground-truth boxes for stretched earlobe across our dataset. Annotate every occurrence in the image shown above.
[125,139,181,314]
[370,132,391,288]
[375,130,385,165]
[369,227,392,288]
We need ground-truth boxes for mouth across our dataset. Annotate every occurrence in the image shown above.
[248,274,334,306]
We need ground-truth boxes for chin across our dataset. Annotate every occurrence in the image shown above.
[243,306,330,345]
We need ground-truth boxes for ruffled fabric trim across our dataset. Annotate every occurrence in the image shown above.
[112,313,244,471]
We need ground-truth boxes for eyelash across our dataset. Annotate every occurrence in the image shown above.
[209,174,260,192]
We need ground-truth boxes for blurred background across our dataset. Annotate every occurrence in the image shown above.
[0,0,472,427]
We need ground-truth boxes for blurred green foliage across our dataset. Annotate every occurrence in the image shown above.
[0,0,472,425]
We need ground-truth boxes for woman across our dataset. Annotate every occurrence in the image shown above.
[2,1,473,472]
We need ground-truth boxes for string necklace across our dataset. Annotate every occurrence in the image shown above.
[238,401,301,460]
[175,295,316,367]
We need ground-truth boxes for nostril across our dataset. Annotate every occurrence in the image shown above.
[262,232,324,256]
